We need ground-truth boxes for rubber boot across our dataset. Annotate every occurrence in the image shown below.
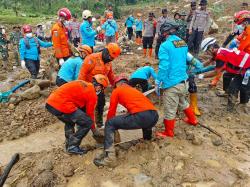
[148,48,153,58]
[93,147,117,167]
[227,95,237,112]
[189,93,201,116]
[138,38,142,45]
[143,49,147,57]
[210,72,222,87]
[135,38,140,45]
[183,106,198,126]
[156,119,175,138]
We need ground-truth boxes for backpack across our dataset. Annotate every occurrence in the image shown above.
[24,37,41,54]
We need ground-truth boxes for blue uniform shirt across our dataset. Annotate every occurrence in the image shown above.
[157,35,188,89]
[130,66,157,80]
[135,19,143,31]
[102,19,118,37]
[58,57,84,82]
[80,20,97,47]
[125,16,135,28]
[19,37,52,61]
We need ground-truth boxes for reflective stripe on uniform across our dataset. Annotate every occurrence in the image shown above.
[239,53,250,68]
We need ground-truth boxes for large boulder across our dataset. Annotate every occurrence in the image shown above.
[20,85,41,100]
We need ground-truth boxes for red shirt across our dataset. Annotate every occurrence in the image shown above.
[46,81,97,128]
[107,84,157,120]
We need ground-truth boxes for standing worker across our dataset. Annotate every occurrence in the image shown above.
[80,10,98,50]
[19,25,52,79]
[69,14,81,47]
[94,74,159,167]
[102,12,118,44]
[56,45,92,86]
[51,8,72,67]
[36,24,45,41]
[155,8,170,59]
[135,13,143,45]
[104,2,114,19]
[188,0,210,56]
[175,12,187,40]
[125,14,135,41]
[10,26,22,66]
[46,75,108,155]
[186,0,197,42]
[155,21,198,138]
[129,65,157,92]
[0,25,9,70]
[142,12,157,58]
[200,37,250,112]
[78,43,121,128]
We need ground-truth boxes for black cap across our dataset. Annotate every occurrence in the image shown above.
[242,2,248,6]
[149,12,155,17]
[162,8,168,14]
[199,0,207,5]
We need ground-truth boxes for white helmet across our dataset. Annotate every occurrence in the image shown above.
[201,37,217,52]
[82,10,92,19]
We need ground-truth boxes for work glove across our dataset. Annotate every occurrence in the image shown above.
[21,60,26,69]
[59,58,65,66]
[92,128,104,143]
[96,26,102,33]
[198,74,204,80]
[155,80,161,96]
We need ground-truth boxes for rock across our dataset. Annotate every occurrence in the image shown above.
[16,177,29,187]
[129,167,140,175]
[32,170,55,187]
[8,104,15,110]
[40,90,50,97]
[134,173,152,186]
[63,164,75,177]
[20,85,41,100]
[186,131,195,141]
[205,160,221,168]
[212,136,223,146]
[37,159,53,172]
[230,168,249,179]
[32,79,51,90]
[192,136,203,146]
[226,117,231,122]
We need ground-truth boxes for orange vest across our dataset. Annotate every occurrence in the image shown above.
[78,52,115,85]
[51,22,71,59]
[238,25,250,54]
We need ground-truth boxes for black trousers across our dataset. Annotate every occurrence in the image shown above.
[56,76,68,87]
[104,110,159,150]
[96,91,106,125]
[188,29,204,55]
[143,36,154,49]
[24,58,40,79]
[72,37,80,48]
[188,75,197,93]
[127,27,133,40]
[136,31,142,38]
[46,104,92,148]
[155,36,164,59]
[228,74,250,104]
[129,78,148,93]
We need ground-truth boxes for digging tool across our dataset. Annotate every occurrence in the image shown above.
[198,122,222,138]
[0,153,20,187]
[143,88,155,96]
[0,80,30,103]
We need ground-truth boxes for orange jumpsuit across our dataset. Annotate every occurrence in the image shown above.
[51,21,72,59]
[238,25,250,54]
[78,52,115,85]
[46,80,97,128]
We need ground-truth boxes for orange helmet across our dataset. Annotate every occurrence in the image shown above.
[58,8,72,21]
[77,45,93,55]
[106,43,121,58]
[234,10,250,24]
[114,74,128,86]
[93,74,109,88]
[22,25,32,33]
[106,12,113,19]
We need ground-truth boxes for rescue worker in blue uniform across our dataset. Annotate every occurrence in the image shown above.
[155,21,198,138]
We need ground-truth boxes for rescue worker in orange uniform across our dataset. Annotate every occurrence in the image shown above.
[200,37,250,112]
[235,10,250,54]
[78,43,121,128]
[51,8,72,67]
[94,74,159,167]
[46,75,109,155]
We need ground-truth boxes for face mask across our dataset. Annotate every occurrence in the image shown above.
[26,33,33,38]
[1,29,5,34]
[102,48,113,63]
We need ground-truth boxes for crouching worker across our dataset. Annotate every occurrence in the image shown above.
[56,45,93,86]
[129,65,157,92]
[94,74,159,167]
[155,21,198,138]
[20,25,52,79]
[46,74,108,155]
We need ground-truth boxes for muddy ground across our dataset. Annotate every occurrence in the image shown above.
[0,0,250,186]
